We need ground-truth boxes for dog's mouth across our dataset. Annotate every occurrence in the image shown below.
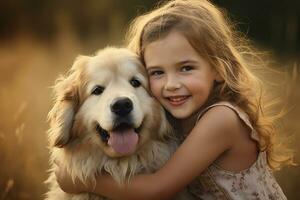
[95,122,142,155]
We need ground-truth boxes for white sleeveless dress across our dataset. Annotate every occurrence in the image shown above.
[186,102,287,200]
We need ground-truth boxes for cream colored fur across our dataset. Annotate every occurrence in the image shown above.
[45,47,186,200]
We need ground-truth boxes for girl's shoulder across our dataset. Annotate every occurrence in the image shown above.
[189,102,248,154]
[195,101,259,172]
[197,101,248,123]
[194,102,250,142]
[196,101,259,141]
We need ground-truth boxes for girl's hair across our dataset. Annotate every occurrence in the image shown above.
[125,0,294,170]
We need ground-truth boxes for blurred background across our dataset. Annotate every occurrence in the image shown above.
[0,0,299,199]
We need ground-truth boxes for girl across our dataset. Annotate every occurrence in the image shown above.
[55,0,294,199]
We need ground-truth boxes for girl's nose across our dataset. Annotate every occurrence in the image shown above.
[164,75,181,91]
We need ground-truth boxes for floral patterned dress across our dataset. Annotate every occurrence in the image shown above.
[187,102,287,200]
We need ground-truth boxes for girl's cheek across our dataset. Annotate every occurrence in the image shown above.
[149,79,161,99]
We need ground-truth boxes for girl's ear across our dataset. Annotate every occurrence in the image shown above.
[47,56,88,148]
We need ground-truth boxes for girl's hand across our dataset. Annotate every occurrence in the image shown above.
[54,160,87,194]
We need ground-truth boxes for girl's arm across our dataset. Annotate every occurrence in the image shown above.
[56,106,239,199]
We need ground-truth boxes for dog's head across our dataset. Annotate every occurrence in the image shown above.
[48,47,171,158]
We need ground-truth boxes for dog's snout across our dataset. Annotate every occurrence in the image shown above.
[111,97,133,116]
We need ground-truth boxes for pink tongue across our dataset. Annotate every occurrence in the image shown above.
[108,129,138,155]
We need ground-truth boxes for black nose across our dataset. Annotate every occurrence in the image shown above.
[110,97,133,116]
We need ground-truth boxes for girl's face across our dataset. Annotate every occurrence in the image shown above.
[144,31,220,119]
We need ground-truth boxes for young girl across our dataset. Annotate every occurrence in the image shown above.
[55,0,294,199]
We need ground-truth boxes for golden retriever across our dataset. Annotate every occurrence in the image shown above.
[45,47,194,200]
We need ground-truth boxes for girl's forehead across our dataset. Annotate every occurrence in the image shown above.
[143,31,202,66]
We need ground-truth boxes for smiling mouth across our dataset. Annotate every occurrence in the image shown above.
[95,122,142,144]
[166,95,190,105]
[95,122,143,155]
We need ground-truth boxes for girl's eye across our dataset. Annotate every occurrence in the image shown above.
[149,70,164,76]
[91,85,105,95]
[130,78,141,88]
[181,66,194,72]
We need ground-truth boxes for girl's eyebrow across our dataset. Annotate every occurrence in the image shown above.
[147,60,198,70]
[176,60,198,65]
[146,66,161,71]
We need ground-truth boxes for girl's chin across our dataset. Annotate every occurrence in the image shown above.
[167,107,202,123]
[167,109,191,119]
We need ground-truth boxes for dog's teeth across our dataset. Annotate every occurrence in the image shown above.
[96,124,110,143]
[100,131,110,142]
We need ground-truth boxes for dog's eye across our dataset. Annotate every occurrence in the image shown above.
[92,85,105,95]
[130,78,141,88]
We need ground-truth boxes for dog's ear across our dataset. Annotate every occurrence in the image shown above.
[48,56,88,148]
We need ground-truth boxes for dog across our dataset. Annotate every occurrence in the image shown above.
[45,47,195,200]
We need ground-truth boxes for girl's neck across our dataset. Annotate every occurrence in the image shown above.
[173,99,218,137]
[167,99,219,138]
[178,110,201,136]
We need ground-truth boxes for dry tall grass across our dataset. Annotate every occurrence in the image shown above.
[0,31,104,199]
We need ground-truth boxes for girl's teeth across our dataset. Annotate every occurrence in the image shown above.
[169,96,187,102]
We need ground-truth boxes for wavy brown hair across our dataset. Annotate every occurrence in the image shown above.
[125,0,294,170]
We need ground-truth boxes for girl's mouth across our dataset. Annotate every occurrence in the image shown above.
[166,95,190,106]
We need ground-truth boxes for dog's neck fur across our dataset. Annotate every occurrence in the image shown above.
[52,139,175,185]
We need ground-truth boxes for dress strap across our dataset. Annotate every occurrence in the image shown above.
[196,101,259,142]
